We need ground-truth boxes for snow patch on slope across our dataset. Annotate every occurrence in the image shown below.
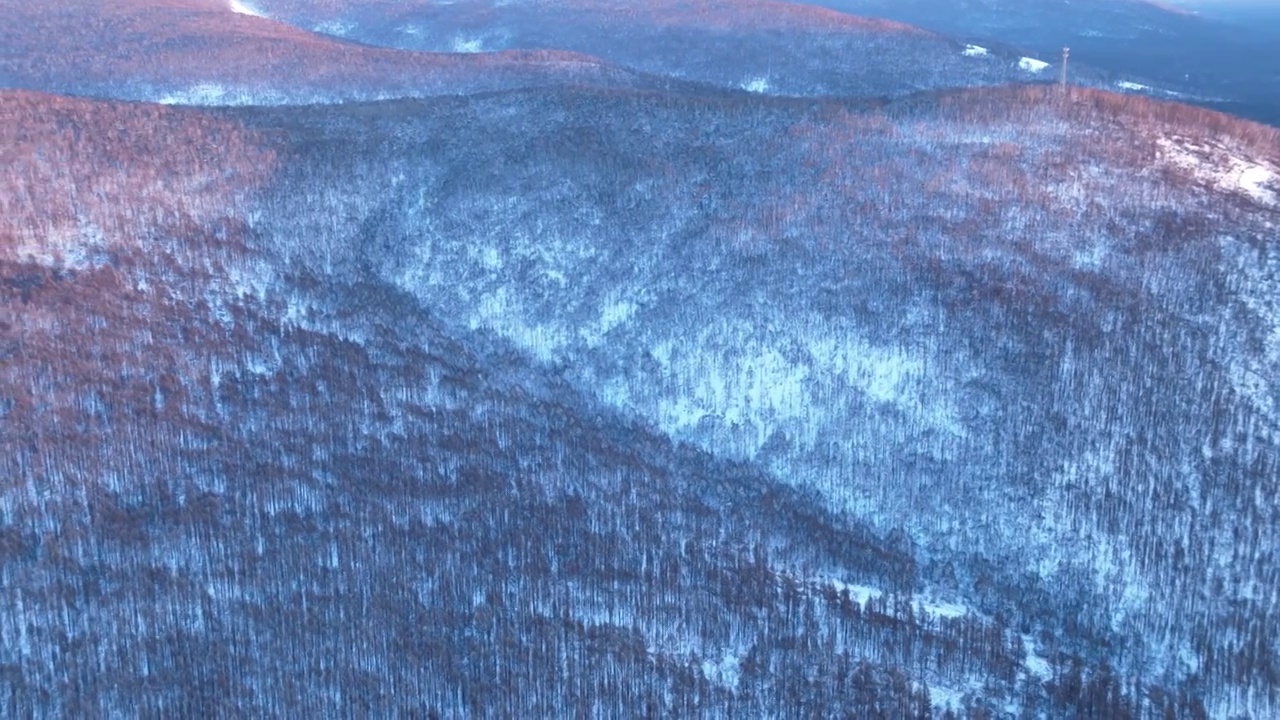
[930,684,969,712]
[158,83,234,104]
[452,36,486,53]
[742,77,771,94]
[228,0,267,17]
[600,323,966,462]
[156,83,298,106]
[825,579,969,621]
[1022,636,1053,680]
[1158,136,1279,206]
[701,650,744,690]
[829,580,883,607]
[922,598,969,619]
[579,299,638,346]
[158,83,245,105]
[962,44,989,57]
[1117,80,1151,92]
[1018,57,1050,73]
[313,20,355,37]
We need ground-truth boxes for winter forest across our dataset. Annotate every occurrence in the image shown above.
[2,0,1279,717]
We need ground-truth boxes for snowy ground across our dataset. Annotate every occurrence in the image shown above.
[1018,57,1050,73]
[452,36,486,53]
[824,579,968,621]
[229,0,267,18]
[1158,136,1279,207]
[313,20,355,37]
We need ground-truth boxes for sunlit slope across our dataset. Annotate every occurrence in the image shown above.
[233,85,1279,716]
[0,0,655,104]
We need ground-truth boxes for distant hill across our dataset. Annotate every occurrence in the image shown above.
[0,0,1189,106]
[818,0,1280,124]
[247,0,1124,98]
[0,0,660,104]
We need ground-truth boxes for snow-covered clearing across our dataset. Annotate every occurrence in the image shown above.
[963,44,989,57]
[1018,57,1050,73]
[741,77,771,93]
[1117,80,1151,91]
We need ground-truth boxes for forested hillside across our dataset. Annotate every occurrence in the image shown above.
[1,90,1218,717]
